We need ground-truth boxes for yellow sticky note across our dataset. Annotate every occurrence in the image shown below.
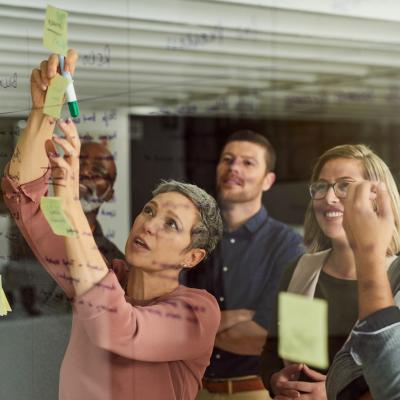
[40,196,76,237]
[43,74,69,118]
[278,292,328,369]
[43,5,68,55]
[0,275,12,316]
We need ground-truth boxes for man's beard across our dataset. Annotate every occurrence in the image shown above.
[217,182,262,206]
[79,181,110,213]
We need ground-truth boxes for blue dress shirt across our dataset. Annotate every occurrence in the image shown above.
[186,206,304,378]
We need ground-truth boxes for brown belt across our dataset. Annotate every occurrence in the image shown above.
[202,376,265,394]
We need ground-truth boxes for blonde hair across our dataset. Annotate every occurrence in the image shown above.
[304,144,400,255]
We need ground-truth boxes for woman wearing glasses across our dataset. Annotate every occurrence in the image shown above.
[260,144,400,400]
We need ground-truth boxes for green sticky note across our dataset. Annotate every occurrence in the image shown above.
[40,196,76,237]
[43,74,69,118]
[278,292,328,369]
[43,5,68,55]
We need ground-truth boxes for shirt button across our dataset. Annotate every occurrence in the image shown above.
[223,266,228,272]
[230,238,236,244]
[219,296,224,302]
[215,354,221,359]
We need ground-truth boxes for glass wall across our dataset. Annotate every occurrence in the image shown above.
[1,1,399,398]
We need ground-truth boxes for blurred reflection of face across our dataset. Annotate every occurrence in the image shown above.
[216,141,272,205]
[125,192,199,271]
[313,157,364,243]
[79,142,116,213]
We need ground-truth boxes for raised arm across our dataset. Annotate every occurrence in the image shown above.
[2,52,83,297]
[9,50,78,185]
[45,121,108,296]
[342,181,400,399]
[343,181,395,319]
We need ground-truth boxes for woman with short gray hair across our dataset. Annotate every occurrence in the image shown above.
[3,50,223,400]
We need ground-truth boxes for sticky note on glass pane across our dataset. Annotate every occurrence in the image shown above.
[278,292,328,369]
[40,196,76,237]
[43,5,68,55]
[43,75,69,118]
[0,275,12,316]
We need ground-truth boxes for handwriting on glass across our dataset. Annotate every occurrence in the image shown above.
[167,25,224,51]
[0,73,17,89]
[81,45,111,67]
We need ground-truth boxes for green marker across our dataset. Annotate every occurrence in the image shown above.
[59,55,80,117]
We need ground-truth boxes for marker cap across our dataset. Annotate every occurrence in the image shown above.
[68,101,80,118]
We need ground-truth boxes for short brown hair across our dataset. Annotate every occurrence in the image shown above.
[224,130,276,172]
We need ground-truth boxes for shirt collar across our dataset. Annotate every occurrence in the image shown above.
[224,206,268,236]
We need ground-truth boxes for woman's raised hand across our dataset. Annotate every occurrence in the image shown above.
[343,181,394,257]
[46,119,81,204]
[30,49,78,111]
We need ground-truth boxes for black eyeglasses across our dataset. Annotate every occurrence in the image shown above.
[309,179,354,200]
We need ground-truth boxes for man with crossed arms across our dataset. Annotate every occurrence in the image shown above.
[187,130,303,399]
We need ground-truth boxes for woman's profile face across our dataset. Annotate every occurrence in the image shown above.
[124,191,199,272]
[313,157,365,243]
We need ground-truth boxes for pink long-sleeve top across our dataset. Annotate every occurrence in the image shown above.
[2,169,220,400]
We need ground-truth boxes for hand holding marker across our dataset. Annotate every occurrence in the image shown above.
[59,54,80,117]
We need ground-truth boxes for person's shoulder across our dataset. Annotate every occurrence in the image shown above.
[266,216,301,236]
[264,216,304,252]
[166,287,221,355]
[173,286,219,309]
[171,286,220,324]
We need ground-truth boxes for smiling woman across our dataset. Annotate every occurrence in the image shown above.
[260,144,400,400]
[304,144,400,255]
[311,157,365,247]
[1,50,223,400]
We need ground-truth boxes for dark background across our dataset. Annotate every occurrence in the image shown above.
[130,115,400,225]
